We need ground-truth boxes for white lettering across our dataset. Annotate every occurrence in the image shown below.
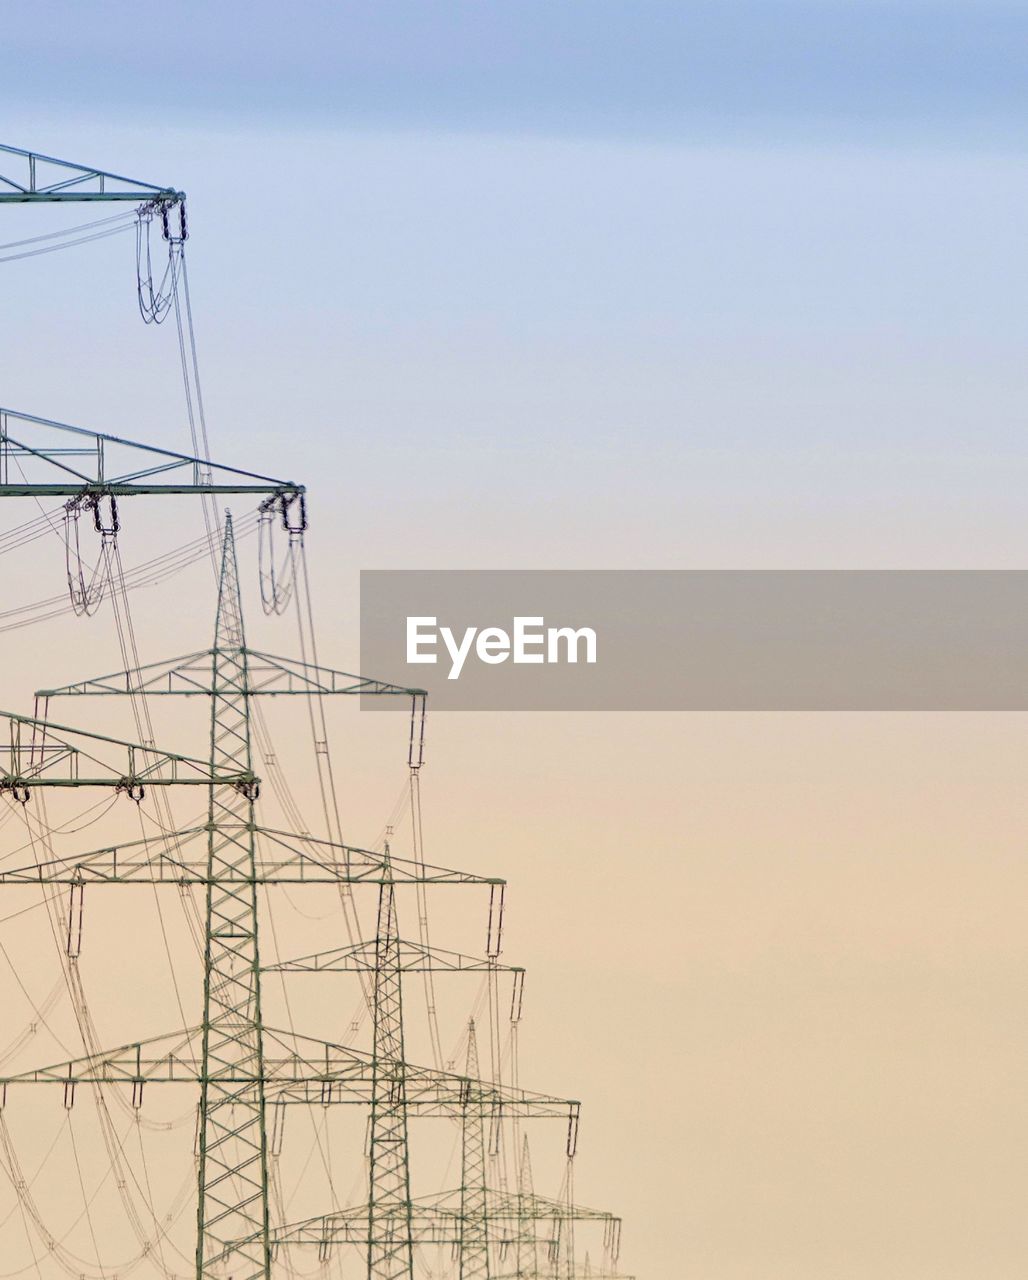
[440,626,478,680]
[513,616,545,663]
[546,626,597,664]
[407,617,439,664]
[406,617,597,678]
[476,627,511,664]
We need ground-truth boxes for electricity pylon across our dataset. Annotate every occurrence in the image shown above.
[33,512,420,1280]
[249,1179,620,1272]
[264,865,525,1280]
[0,142,631,1277]
[0,520,603,1280]
[517,1135,537,1280]
[461,1020,490,1280]
[367,858,415,1280]
[194,514,271,1280]
[262,823,609,1280]
[274,1012,615,1280]
[22,516,579,1279]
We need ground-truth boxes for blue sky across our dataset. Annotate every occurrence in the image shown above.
[2,4,1027,593]
[1,4,1025,591]
[6,2,1028,146]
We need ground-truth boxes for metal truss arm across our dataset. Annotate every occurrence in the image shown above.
[0,143,183,203]
[0,826,502,887]
[38,649,422,699]
[0,709,254,791]
[0,1025,580,1121]
[263,1191,617,1238]
[436,1188,620,1226]
[0,408,302,499]
[231,1190,620,1256]
[252,1210,561,1251]
[244,651,424,698]
[265,938,525,975]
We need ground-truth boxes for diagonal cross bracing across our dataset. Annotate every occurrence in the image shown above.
[461,1021,491,1280]
[0,825,502,886]
[0,407,302,498]
[367,866,415,1280]
[0,1024,580,1121]
[0,708,250,790]
[0,143,183,203]
[196,513,270,1280]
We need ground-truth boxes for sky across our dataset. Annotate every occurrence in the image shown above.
[6,2,1028,147]
[1,6,1028,1279]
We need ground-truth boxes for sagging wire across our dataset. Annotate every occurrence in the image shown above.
[135,199,186,326]
[13,793,193,1274]
[0,1110,68,1271]
[257,491,305,615]
[0,508,71,558]
[0,975,65,1069]
[97,534,210,1120]
[0,211,138,255]
[0,1107,189,1280]
[284,523,378,1010]
[406,713,445,1071]
[0,192,211,1274]
[0,509,260,634]
[171,249,221,569]
[62,495,119,617]
[263,892,341,1218]
[0,791,120,857]
[0,214,137,266]
[67,1115,103,1276]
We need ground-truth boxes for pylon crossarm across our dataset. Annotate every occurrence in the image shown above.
[232,1206,561,1250]
[254,827,500,885]
[0,1027,202,1087]
[0,407,301,498]
[0,709,253,789]
[37,652,216,698]
[0,1024,579,1118]
[0,825,499,886]
[491,1273,635,1280]
[269,1078,579,1119]
[0,144,183,202]
[261,1026,581,1121]
[265,938,523,974]
[422,1187,621,1225]
[242,651,424,698]
[0,826,207,884]
[40,649,420,700]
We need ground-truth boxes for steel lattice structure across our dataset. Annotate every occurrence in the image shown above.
[367,867,416,1280]
[0,141,630,1280]
[197,517,272,1278]
[0,406,304,501]
[0,143,184,203]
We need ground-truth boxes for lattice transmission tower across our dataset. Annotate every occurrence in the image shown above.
[0,141,631,1280]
